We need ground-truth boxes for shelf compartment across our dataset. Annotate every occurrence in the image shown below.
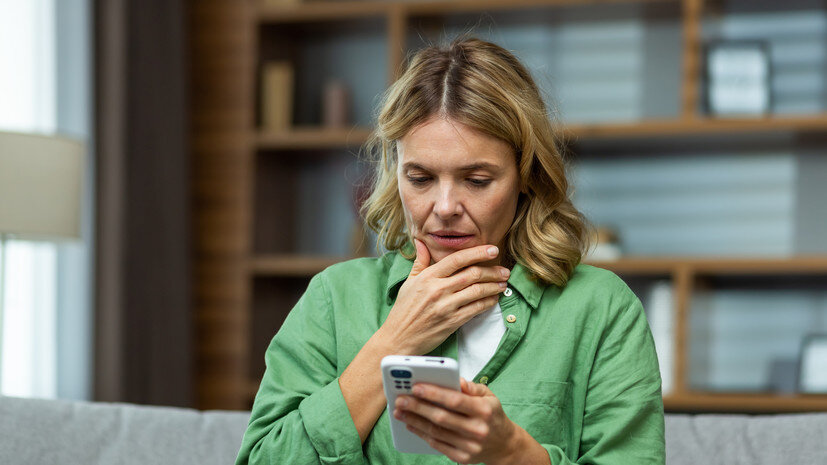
[249,276,314,383]
[253,151,365,257]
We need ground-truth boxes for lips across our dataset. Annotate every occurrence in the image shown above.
[428,231,473,248]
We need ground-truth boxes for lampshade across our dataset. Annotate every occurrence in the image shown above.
[0,131,84,240]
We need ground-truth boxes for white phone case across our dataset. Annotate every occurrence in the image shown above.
[381,355,461,455]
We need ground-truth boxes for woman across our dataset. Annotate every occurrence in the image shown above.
[236,37,665,465]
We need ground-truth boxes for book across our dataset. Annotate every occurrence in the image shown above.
[261,61,294,132]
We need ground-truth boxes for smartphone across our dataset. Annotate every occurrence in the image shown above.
[381,355,461,455]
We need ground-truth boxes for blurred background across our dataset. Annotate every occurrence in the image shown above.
[1,0,826,414]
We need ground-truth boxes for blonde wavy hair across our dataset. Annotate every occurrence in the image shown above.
[360,36,589,287]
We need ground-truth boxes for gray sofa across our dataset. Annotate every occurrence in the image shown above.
[2,395,826,464]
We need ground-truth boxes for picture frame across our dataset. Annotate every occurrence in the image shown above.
[798,334,827,393]
[705,40,771,117]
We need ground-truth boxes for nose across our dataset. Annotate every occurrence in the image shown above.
[433,181,463,220]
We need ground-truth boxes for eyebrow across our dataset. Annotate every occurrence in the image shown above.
[401,162,500,172]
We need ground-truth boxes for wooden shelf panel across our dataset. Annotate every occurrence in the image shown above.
[256,127,372,150]
[588,256,827,275]
[255,116,827,151]
[252,255,827,278]
[585,258,678,274]
[565,115,827,140]
[665,393,827,413]
[257,0,676,23]
[249,255,349,276]
[246,377,827,414]
[257,2,388,23]
[688,257,827,275]
[404,0,676,16]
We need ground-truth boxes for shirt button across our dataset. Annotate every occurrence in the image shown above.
[506,314,517,323]
[478,376,489,385]
[503,287,513,297]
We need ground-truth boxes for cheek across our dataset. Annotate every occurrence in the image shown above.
[476,190,519,236]
[399,186,426,232]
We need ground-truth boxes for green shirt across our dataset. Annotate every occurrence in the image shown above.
[236,250,665,464]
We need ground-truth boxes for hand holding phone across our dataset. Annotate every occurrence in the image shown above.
[381,355,460,455]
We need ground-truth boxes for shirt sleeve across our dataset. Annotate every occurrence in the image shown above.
[543,286,666,464]
[235,273,368,465]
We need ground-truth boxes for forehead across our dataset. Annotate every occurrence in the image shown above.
[397,118,514,168]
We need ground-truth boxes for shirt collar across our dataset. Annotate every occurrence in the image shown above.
[384,242,547,309]
[385,241,415,305]
[506,261,546,309]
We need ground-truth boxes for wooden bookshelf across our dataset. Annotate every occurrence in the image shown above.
[191,0,827,412]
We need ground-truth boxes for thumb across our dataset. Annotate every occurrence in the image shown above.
[410,238,430,276]
[461,377,492,397]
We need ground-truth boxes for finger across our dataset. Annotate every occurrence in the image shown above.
[400,411,482,457]
[404,421,474,464]
[449,295,501,328]
[450,284,503,314]
[398,394,487,441]
[464,380,492,397]
[428,245,499,278]
[409,383,481,418]
[459,378,488,397]
[446,265,510,292]
[410,238,431,277]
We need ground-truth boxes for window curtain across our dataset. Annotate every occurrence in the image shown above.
[94,0,191,407]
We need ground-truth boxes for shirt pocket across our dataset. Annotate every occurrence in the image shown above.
[492,380,572,450]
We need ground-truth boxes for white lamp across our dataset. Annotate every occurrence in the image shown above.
[0,130,84,390]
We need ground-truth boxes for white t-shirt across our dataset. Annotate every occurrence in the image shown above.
[457,302,507,382]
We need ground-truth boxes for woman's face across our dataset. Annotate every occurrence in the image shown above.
[397,117,521,266]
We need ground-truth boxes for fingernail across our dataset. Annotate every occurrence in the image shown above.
[397,397,408,408]
[412,386,423,396]
[500,268,510,278]
[499,281,507,288]
[487,246,499,257]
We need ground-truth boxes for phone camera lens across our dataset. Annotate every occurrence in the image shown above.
[390,369,412,378]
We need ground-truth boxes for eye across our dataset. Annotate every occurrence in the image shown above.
[467,178,491,187]
[406,175,431,186]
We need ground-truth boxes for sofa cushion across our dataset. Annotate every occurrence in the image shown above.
[0,395,250,465]
[666,413,827,465]
[4,395,827,465]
